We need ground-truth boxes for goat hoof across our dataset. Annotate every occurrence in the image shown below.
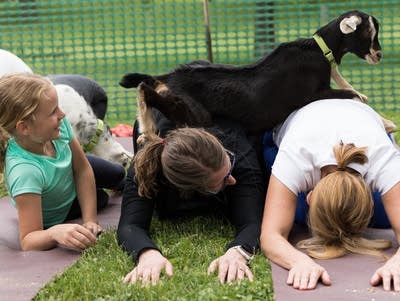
[383,118,397,134]
[355,91,368,103]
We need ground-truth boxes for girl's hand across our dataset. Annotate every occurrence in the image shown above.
[83,221,103,237]
[287,260,331,290]
[49,223,97,250]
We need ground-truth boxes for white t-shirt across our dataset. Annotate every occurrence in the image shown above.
[272,99,400,195]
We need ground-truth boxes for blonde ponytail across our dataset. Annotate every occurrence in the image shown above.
[297,142,392,259]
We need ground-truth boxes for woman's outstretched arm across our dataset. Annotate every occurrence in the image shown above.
[260,175,331,290]
[371,181,400,291]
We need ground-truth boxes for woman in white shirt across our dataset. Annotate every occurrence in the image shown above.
[260,98,400,292]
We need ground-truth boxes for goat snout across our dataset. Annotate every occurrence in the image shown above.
[365,49,382,64]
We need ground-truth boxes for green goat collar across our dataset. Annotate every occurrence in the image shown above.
[313,34,337,68]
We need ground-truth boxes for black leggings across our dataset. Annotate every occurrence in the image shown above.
[65,155,126,221]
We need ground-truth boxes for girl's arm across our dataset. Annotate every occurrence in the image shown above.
[260,175,331,290]
[16,193,97,251]
[371,181,400,291]
[70,138,101,234]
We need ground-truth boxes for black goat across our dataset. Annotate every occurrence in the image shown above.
[120,10,391,135]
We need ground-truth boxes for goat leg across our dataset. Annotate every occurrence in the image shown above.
[140,82,212,127]
[331,67,397,133]
[331,66,368,103]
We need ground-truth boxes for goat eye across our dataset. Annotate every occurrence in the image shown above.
[363,28,372,37]
[366,26,373,33]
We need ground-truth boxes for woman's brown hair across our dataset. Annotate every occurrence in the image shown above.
[134,127,226,199]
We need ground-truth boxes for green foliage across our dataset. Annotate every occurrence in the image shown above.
[33,217,274,301]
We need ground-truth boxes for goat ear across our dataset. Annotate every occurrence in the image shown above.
[339,16,362,34]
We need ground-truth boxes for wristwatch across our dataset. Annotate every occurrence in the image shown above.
[232,245,254,261]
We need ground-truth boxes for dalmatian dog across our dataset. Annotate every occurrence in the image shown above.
[0,49,133,167]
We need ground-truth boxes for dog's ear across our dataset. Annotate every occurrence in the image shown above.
[340,15,362,34]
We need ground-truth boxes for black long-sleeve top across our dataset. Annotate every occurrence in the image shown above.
[117,117,265,262]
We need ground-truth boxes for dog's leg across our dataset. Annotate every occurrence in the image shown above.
[331,66,368,103]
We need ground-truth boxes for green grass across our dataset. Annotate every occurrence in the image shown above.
[33,218,274,301]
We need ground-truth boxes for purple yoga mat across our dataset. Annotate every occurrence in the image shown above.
[0,194,122,301]
[0,137,131,301]
[271,224,400,300]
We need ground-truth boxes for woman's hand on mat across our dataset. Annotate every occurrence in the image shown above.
[287,260,331,290]
[123,249,173,285]
[82,221,103,237]
[207,247,254,284]
[49,223,97,250]
[370,253,400,291]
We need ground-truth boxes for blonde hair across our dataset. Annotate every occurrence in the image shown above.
[297,142,392,259]
[134,127,226,199]
[0,73,53,171]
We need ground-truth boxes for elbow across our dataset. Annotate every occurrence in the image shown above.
[19,234,55,251]
[20,242,32,251]
[20,235,35,251]
[20,240,42,251]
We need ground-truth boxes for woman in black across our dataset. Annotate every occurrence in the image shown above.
[117,112,265,285]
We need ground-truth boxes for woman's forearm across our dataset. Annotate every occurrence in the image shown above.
[261,232,312,270]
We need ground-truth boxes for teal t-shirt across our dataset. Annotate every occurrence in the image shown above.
[5,118,76,228]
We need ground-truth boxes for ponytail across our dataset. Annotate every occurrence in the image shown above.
[334,141,368,171]
[134,136,164,198]
[297,142,392,259]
